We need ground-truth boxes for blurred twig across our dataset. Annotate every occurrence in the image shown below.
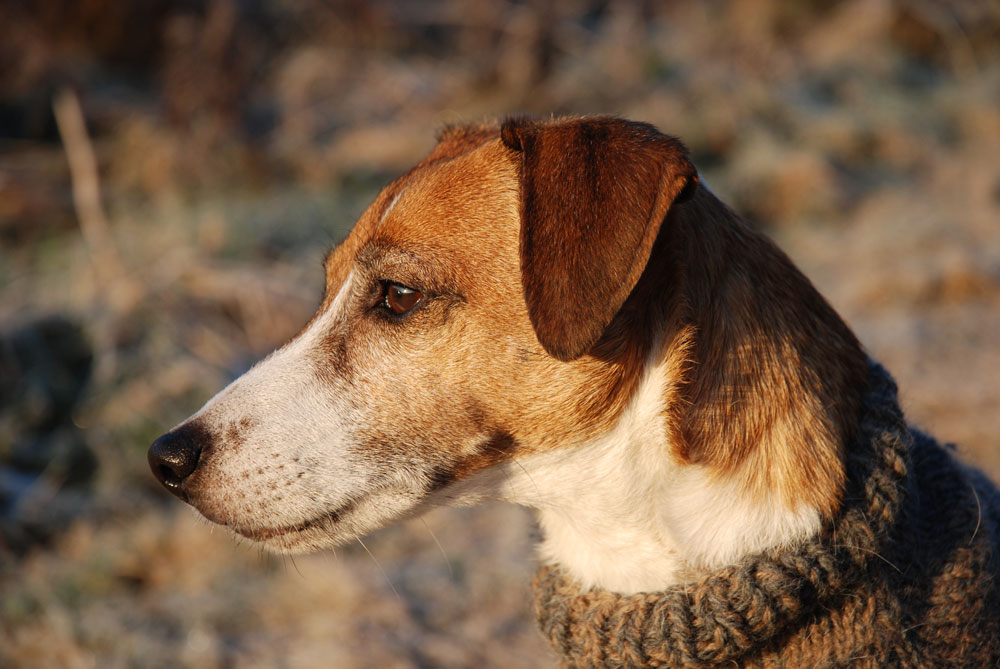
[53,89,129,384]
[53,90,126,283]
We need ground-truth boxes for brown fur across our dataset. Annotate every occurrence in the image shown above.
[150,115,870,549]
[502,116,697,362]
[658,189,867,514]
[311,115,865,514]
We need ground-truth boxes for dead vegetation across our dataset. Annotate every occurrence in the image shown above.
[2,1,999,666]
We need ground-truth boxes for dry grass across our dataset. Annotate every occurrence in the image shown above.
[2,1,999,666]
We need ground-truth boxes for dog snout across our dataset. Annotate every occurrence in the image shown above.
[148,422,210,500]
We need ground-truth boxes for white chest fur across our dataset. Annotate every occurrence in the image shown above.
[502,359,822,594]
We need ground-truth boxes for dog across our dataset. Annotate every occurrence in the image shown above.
[150,116,999,666]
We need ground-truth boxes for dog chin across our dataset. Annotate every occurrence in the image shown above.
[228,522,343,554]
[212,486,426,553]
[223,504,355,552]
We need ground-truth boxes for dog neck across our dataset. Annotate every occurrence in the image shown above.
[504,188,868,594]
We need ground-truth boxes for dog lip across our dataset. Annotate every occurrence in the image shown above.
[231,499,358,541]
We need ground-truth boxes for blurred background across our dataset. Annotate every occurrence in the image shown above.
[1,0,999,666]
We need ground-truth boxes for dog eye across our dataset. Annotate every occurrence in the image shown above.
[383,283,423,315]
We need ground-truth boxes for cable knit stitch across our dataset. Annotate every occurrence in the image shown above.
[533,362,1000,667]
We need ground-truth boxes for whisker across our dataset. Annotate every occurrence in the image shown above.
[420,517,454,577]
[356,536,400,600]
[969,481,982,546]
[483,444,541,501]
[288,553,304,578]
[832,543,902,573]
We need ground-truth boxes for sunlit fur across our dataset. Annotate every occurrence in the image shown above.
[494,345,822,593]
[160,117,867,594]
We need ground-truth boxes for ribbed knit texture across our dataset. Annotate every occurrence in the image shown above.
[533,362,1000,667]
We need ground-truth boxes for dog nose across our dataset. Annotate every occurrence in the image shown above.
[148,424,205,499]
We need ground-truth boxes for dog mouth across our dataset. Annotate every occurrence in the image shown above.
[228,497,360,542]
[207,471,450,550]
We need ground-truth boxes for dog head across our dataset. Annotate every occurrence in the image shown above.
[147,116,698,551]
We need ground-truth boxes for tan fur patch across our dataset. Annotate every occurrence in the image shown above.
[156,115,869,565]
[309,116,865,513]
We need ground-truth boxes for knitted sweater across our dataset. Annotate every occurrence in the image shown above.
[533,363,1000,667]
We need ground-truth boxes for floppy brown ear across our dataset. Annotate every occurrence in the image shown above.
[501,116,698,361]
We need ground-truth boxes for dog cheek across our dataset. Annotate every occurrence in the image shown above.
[343,373,475,474]
[310,326,355,390]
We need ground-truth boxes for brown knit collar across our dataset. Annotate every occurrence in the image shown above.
[532,362,912,667]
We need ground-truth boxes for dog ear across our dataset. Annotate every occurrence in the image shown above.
[501,116,698,361]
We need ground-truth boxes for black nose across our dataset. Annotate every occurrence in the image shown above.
[148,423,207,500]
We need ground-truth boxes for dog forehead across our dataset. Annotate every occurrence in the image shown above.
[377,141,519,247]
[320,137,519,299]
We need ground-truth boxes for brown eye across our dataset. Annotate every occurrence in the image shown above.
[384,283,423,315]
